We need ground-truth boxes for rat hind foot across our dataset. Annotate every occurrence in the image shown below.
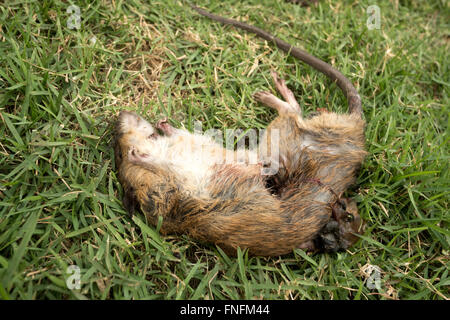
[270,70,302,116]
[253,91,293,114]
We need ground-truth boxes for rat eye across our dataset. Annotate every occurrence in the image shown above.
[148,133,158,139]
[345,213,354,222]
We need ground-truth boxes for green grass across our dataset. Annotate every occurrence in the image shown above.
[0,0,448,300]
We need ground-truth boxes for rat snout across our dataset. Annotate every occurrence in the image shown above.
[119,110,139,125]
[119,110,137,118]
[118,111,157,140]
[118,111,145,134]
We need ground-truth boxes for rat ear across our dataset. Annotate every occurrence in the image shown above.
[122,186,138,217]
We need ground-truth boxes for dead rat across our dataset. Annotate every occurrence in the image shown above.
[114,6,366,255]
[115,100,364,255]
[191,6,367,251]
[115,111,338,256]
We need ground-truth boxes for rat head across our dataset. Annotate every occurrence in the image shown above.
[331,197,365,249]
[314,197,365,253]
[114,111,159,168]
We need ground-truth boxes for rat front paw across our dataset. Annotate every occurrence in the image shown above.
[128,146,151,163]
[156,118,175,136]
[313,220,346,253]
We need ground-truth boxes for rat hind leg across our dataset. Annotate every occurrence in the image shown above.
[253,71,303,120]
[253,91,292,114]
[253,90,303,127]
[270,70,301,116]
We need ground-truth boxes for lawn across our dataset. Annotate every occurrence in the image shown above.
[0,0,448,300]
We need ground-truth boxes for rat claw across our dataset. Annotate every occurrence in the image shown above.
[253,91,272,102]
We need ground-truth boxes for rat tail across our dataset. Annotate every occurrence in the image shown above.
[190,4,362,116]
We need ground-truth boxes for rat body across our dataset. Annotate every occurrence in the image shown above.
[115,111,335,256]
[191,6,368,251]
[113,6,367,255]
[255,71,366,251]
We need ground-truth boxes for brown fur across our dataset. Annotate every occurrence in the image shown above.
[113,6,368,256]
[256,72,366,252]
[115,112,341,256]
[188,6,367,251]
